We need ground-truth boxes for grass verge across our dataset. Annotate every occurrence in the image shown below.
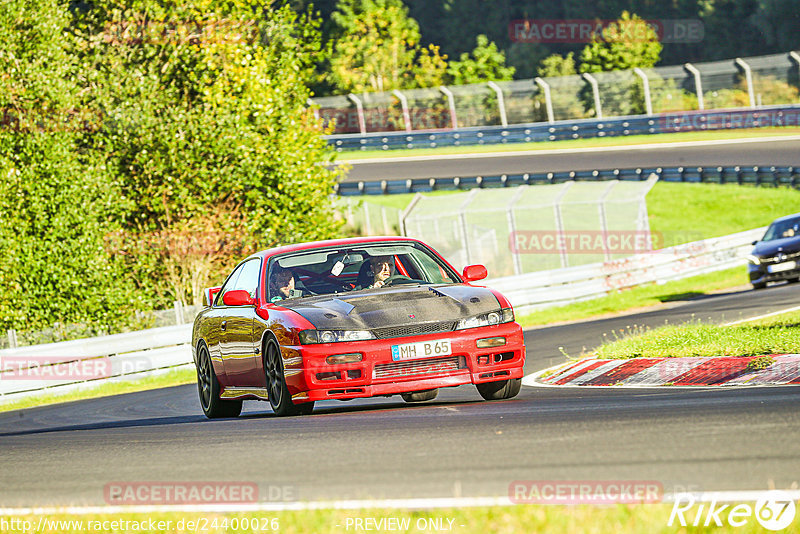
[516,266,748,328]
[0,367,196,414]
[0,504,748,534]
[594,310,800,359]
[335,127,800,161]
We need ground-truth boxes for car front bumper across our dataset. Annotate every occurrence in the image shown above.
[284,322,526,403]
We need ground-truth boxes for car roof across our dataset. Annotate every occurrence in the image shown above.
[769,212,800,225]
[246,236,427,261]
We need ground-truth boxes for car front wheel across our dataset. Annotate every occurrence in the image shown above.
[476,378,521,401]
[196,341,242,418]
[264,337,314,416]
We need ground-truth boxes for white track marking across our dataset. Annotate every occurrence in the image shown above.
[723,304,800,326]
[2,491,800,515]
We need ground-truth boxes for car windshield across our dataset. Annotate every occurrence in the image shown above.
[267,242,460,301]
[762,217,800,241]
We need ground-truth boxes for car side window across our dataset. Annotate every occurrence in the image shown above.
[231,259,261,298]
[217,259,261,305]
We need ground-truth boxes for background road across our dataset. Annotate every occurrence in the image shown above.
[339,137,800,182]
[2,282,799,507]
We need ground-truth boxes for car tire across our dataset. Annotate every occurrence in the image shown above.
[752,282,767,290]
[401,389,438,402]
[786,277,799,284]
[196,341,242,419]
[264,336,313,416]
[476,378,521,401]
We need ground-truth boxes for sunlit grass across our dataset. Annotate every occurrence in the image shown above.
[594,311,800,359]
[2,504,766,534]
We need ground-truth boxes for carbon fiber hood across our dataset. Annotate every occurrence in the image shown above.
[278,284,501,330]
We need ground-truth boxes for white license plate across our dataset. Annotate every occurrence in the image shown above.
[768,261,796,273]
[391,340,452,361]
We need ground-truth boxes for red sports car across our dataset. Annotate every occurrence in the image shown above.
[192,236,526,418]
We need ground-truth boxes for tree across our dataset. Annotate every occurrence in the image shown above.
[73,1,344,306]
[579,11,662,73]
[446,35,515,85]
[0,0,139,332]
[326,0,447,93]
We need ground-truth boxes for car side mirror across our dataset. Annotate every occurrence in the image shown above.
[222,289,255,306]
[751,241,758,246]
[462,264,488,282]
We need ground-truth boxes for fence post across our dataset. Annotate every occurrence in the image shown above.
[459,190,480,266]
[633,68,653,115]
[598,180,619,262]
[553,181,575,268]
[307,98,319,122]
[399,193,423,237]
[684,63,704,110]
[174,301,185,325]
[391,89,412,133]
[581,73,603,119]
[347,93,367,135]
[534,77,554,124]
[7,329,17,349]
[439,86,458,129]
[790,52,800,84]
[734,58,756,108]
[506,187,526,275]
[487,81,508,127]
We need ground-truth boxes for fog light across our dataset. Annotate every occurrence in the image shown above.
[477,336,506,348]
[326,353,363,365]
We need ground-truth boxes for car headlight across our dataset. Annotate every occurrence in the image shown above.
[456,308,514,330]
[299,329,375,344]
[746,254,761,265]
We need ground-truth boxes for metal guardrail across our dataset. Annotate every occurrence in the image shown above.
[327,104,800,152]
[336,165,800,196]
[0,324,193,401]
[487,228,764,315]
[0,228,764,401]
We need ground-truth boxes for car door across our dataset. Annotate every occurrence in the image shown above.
[218,258,262,386]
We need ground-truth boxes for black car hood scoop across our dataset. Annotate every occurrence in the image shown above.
[278,284,500,330]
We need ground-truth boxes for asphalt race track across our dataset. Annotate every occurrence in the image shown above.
[340,137,800,182]
[2,282,800,507]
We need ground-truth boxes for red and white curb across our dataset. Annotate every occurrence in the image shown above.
[525,355,800,388]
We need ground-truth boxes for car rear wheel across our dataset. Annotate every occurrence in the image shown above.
[476,378,521,401]
[401,389,438,402]
[752,282,767,290]
[264,337,314,416]
[196,341,242,418]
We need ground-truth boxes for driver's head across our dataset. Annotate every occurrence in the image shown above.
[370,255,394,283]
[271,267,295,298]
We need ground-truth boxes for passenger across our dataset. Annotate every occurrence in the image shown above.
[369,256,395,288]
[270,267,296,302]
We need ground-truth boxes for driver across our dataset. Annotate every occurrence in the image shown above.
[369,255,395,288]
[269,267,296,302]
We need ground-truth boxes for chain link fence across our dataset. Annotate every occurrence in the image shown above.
[316,52,800,134]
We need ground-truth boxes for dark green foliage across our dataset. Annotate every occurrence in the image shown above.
[0,0,342,332]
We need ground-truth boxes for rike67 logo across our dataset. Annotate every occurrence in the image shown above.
[669,491,797,530]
